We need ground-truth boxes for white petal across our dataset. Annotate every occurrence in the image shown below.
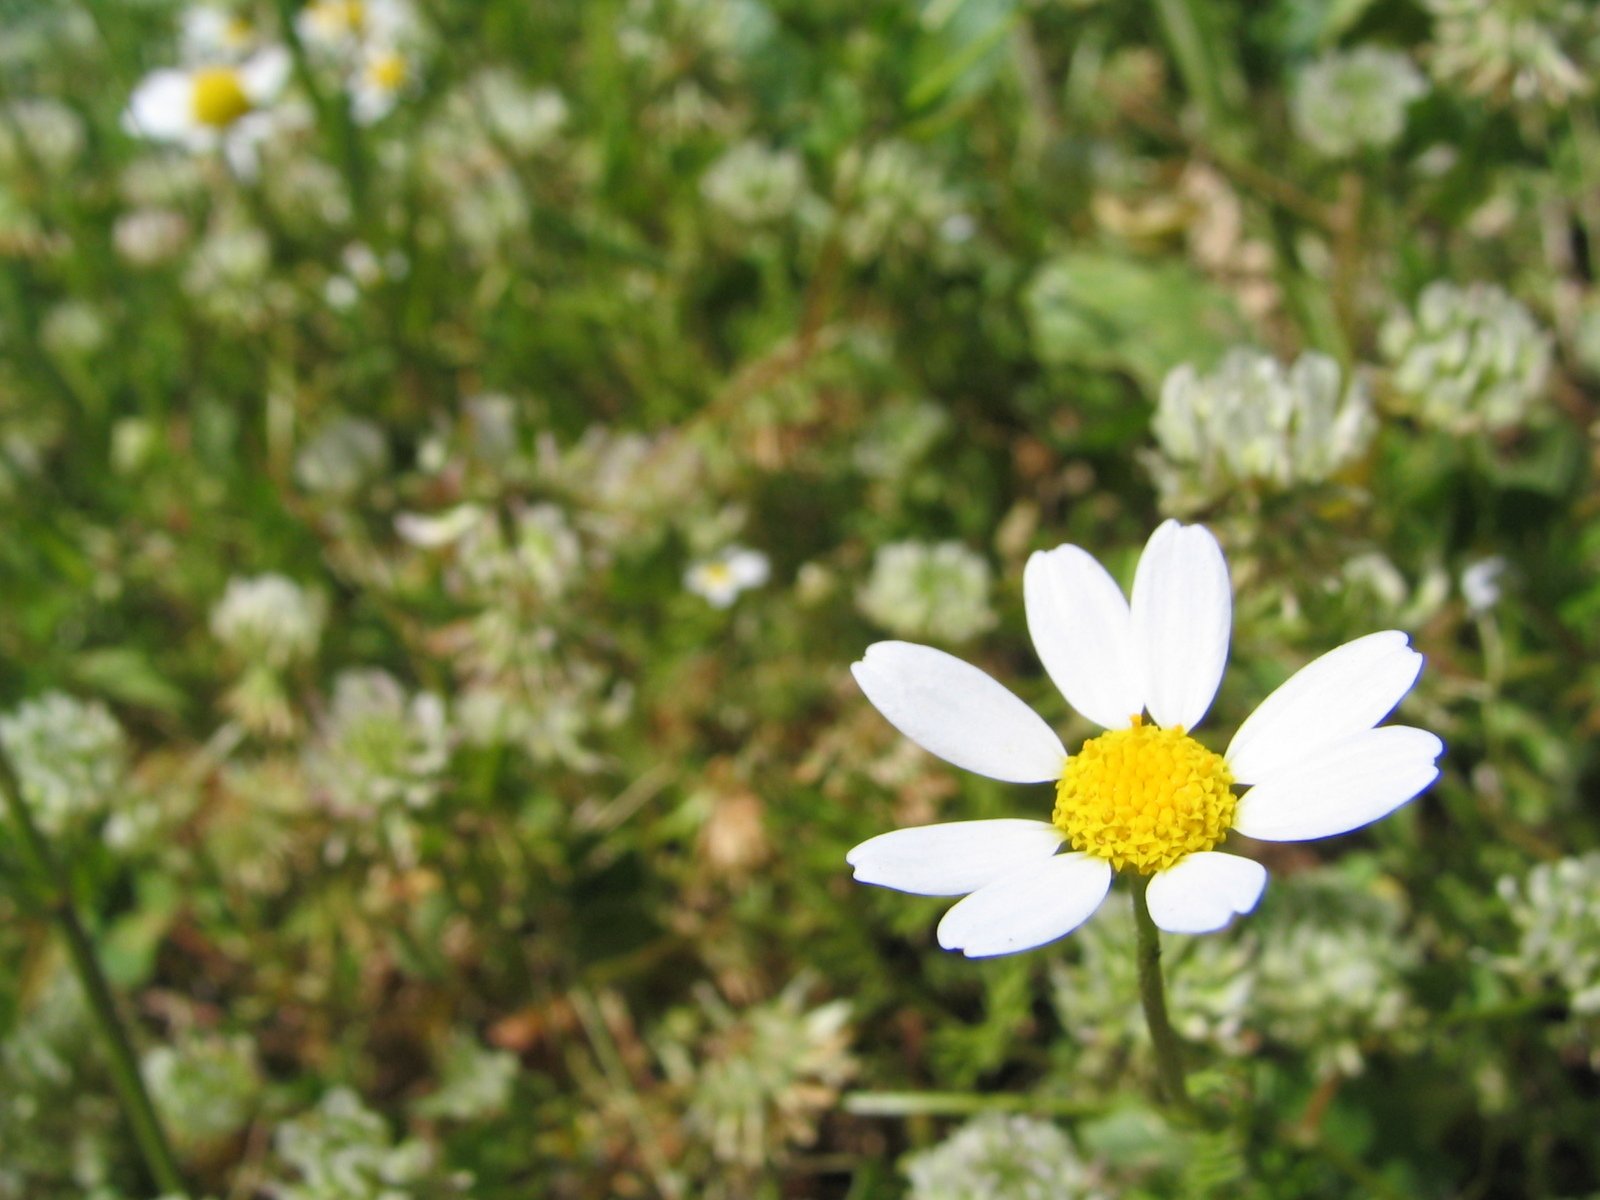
[847,819,1065,896]
[936,853,1111,957]
[852,642,1067,783]
[125,70,195,140]
[1232,726,1443,842]
[1024,545,1143,730]
[240,46,291,101]
[728,549,770,587]
[1225,631,1425,784]
[1145,852,1267,934]
[1131,521,1232,731]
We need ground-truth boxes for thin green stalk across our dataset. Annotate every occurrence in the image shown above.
[1131,875,1197,1115]
[0,735,187,1197]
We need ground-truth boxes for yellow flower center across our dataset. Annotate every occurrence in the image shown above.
[1053,716,1236,874]
[366,51,408,92]
[191,67,253,128]
[701,563,733,587]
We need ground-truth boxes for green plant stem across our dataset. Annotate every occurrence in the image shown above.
[1132,875,1196,1115]
[0,736,187,1197]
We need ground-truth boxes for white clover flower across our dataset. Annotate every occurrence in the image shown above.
[857,541,996,644]
[1148,349,1375,512]
[659,979,856,1171]
[840,141,961,261]
[1498,853,1600,1014]
[112,208,191,266]
[0,692,127,835]
[0,98,86,174]
[465,71,568,154]
[295,416,389,497]
[310,669,451,815]
[1380,281,1553,434]
[686,546,770,608]
[414,1031,518,1121]
[143,1032,260,1154]
[273,1087,441,1200]
[846,521,1442,957]
[1291,46,1427,158]
[211,574,325,669]
[1252,869,1419,1077]
[1424,0,1595,111]
[123,49,290,175]
[903,1114,1105,1200]
[701,141,806,225]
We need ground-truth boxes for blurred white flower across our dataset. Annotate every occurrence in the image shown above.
[1461,556,1508,613]
[143,1032,261,1155]
[1425,0,1595,111]
[310,669,451,815]
[296,415,390,497]
[0,98,85,174]
[395,503,489,549]
[1148,349,1375,512]
[1499,853,1600,1014]
[180,5,259,62]
[350,45,413,124]
[466,70,568,154]
[272,1088,446,1199]
[1380,282,1553,434]
[904,1114,1106,1200]
[1291,46,1427,158]
[701,141,806,225]
[123,49,291,175]
[113,208,191,266]
[0,692,127,836]
[685,546,770,608]
[211,574,325,669]
[857,540,996,643]
[839,141,962,261]
[296,0,413,54]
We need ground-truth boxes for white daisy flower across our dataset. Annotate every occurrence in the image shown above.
[847,520,1443,958]
[180,5,259,62]
[296,0,411,51]
[123,48,290,176]
[686,546,770,609]
[349,45,413,124]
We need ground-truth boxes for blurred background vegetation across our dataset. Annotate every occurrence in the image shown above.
[1,0,1599,1196]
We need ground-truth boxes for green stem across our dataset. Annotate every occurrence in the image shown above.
[0,735,187,1197]
[1132,875,1196,1114]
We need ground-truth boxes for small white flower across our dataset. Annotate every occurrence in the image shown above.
[846,521,1443,957]
[686,546,770,608]
[1461,556,1508,614]
[296,0,412,54]
[349,45,413,124]
[123,48,290,175]
[180,5,259,62]
[394,503,488,548]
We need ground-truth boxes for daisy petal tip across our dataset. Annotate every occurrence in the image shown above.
[1146,853,1267,935]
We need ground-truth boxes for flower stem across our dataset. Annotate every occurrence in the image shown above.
[1131,875,1197,1115]
[0,734,187,1197]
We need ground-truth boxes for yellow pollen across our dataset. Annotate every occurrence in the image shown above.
[366,51,408,92]
[190,67,252,128]
[1053,716,1236,874]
